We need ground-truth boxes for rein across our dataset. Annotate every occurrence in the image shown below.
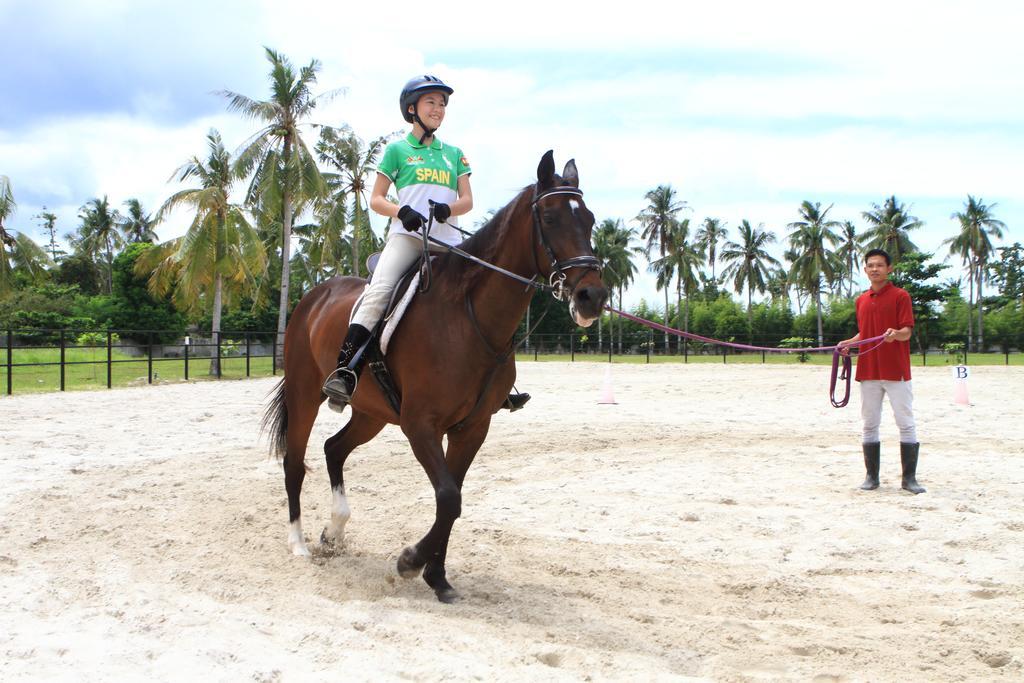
[607,306,886,408]
[419,186,602,301]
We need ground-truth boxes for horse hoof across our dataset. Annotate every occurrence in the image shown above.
[396,547,423,578]
[435,587,460,604]
[289,543,311,558]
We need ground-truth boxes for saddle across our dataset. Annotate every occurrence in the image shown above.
[334,252,429,416]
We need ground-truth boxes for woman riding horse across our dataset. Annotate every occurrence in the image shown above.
[265,148,608,602]
[322,74,529,412]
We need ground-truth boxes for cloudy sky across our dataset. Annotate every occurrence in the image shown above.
[2,0,1021,308]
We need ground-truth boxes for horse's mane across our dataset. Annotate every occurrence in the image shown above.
[433,185,533,301]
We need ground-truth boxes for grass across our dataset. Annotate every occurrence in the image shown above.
[1,346,277,395]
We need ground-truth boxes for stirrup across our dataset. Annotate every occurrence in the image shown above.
[322,367,357,404]
[503,392,531,412]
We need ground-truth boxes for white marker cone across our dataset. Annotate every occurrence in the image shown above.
[952,365,970,406]
[598,365,617,405]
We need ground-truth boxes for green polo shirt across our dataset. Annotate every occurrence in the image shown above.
[377,133,471,245]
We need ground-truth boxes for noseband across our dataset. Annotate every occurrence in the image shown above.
[530,187,602,302]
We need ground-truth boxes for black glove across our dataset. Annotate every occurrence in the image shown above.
[430,201,451,223]
[397,205,426,232]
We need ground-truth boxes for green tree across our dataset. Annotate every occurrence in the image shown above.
[78,243,187,342]
[861,195,921,264]
[834,220,862,297]
[36,208,64,262]
[1,176,51,296]
[316,125,391,278]
[592,218,638,352]
[719,219,780,332]
[989,243,1024,307]
[636,184,687,351]
[944,195,1005,350]
[787,200,841,344]
[221,47,334,361]
[119,198,159,243]
[75,196,123,295]
[652,218,702,338]
[890,252,953,355]
[145,129,267,375]
[695,217,728,283]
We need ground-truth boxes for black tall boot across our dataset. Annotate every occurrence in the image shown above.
[322,324,372,405]
[900,442,926,494]
[860,442,880,490]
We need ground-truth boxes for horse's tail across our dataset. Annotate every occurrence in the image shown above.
[261,377,288,460]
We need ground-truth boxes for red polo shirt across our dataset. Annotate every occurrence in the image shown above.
[855,282,915,381]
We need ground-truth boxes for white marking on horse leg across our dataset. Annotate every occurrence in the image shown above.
[323,486,351,545]
[288,518,311,557]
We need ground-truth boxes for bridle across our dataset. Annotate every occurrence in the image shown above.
[419,185,603,302]
[530,186,603,301]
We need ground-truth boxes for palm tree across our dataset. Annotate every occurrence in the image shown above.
[834,221,862,297]
[221,47,335,362]
[593,219,638,352]
[317,125,392,277]
[945,195,1006,349]
[861,196,921,264]
[636,185,687,351]
[145,129,267,375]
[0,176,15,249]
[119,198,159,243]
[652,218,702,338]
[36,209,64,262]
[787,201,842,344]
[1,176,51,295]
[720,220,781,329]
[77,196,123,294]
[695,217,729,283]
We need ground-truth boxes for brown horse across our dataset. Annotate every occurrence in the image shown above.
[263,151,608,602]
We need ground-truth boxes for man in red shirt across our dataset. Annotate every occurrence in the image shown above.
[839,249,925,494]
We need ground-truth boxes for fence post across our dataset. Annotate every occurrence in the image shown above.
[608,337,612,363]
[684,338,688,364]
[6,329,11,396]
[570,333,575,362]
[646,330,652,364]
[272,335,277,376]
[246,333,251,378]
[964,334,969,365]
[106,331,112,389]
[184,336,190,381]
[60,329,66,392]
[723,344,727,364]
[147,332,153,384]
[216,331,222,379]
[762,348,766,364]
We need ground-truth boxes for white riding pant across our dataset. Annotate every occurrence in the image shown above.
[351,234,444,330]
[860,380,917,444]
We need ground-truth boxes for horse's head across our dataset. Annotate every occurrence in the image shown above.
[533,151,609,327]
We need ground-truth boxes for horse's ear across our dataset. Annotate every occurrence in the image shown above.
[562,159,578,187]
[537,150,555,190]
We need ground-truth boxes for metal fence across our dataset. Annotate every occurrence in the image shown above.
[2,327,1020,395]
[515,331,1023,366]
[2,328,278,395]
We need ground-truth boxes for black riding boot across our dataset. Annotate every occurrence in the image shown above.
[860,442,880,490]
[322,324,372,405]
[900,442,926,494]
[503,392,531,412]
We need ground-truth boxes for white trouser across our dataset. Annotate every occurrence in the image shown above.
[351,234,443,330]
[860,380,917,444]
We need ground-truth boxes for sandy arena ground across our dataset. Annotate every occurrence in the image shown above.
[1,361,1022,681]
